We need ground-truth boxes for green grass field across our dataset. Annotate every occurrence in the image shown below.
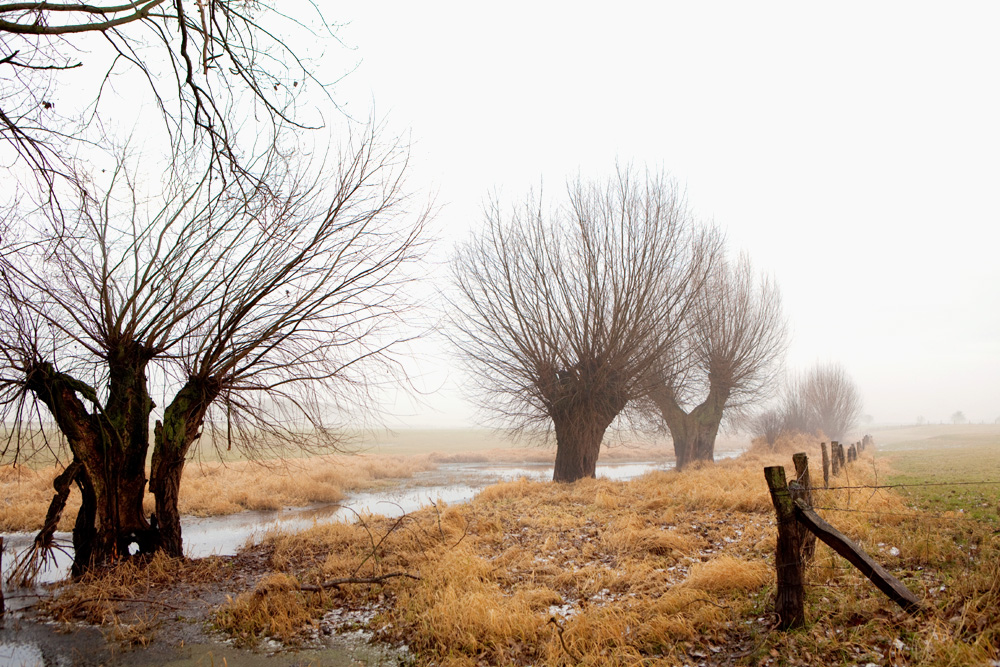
[874,424,1000,523]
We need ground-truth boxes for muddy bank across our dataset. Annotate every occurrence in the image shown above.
[0,551,410,666]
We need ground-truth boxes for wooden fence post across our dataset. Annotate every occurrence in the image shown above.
[838,442,846,469]
[831,441,840,476]
[764,466,805,629]
[793,500,921,612]
[792,453,816,561]
[0,536,5,615]
[820,443,830,488]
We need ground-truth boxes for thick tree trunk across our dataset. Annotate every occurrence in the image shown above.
[75,349,157,566]
[551,402,620,482]
[542,359,628,483]
[150,378,218,557]
[151,421,185,558]
[655,386,730,471]
[25,353,159,572]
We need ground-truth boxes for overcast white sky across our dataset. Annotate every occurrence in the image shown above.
[329,2,999,427]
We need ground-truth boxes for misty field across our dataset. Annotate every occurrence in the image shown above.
[875,424,1000,523]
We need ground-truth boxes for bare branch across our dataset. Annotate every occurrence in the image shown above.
[449,166,714,481]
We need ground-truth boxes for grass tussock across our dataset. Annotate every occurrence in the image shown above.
[217,464,778,663]
[211,434,1000,667]
[682,555,771,593]
[214,573,321,646]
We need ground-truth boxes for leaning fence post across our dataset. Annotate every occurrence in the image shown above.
[792,453,816,561]
[820,442,830,488]
[764,466,805,629]
[831,441,840,476]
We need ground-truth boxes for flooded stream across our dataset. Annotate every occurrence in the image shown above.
[1,456,760,665]
[1,460,673,591]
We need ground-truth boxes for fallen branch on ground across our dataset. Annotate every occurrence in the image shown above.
[299,572,420,592]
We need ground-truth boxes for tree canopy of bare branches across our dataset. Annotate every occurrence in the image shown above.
[0,128,428,571]
[799,362,864,441]
[750,363,865,446]
[1,0,336,198]
[449,167,715,482]
[650,254,788,468]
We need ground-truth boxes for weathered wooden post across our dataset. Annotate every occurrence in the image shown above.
[838,442,846,469]
[792,453,816,561]
[820,442,830,488]
[764,466,805,629]
[792,500,921,613]
[848,444,856,463]
[831,440,840,476]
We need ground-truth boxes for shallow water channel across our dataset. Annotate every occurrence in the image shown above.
[0,460,678,666]
[1,460,670,591]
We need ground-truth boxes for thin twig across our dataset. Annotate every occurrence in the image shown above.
[548,617,582,665]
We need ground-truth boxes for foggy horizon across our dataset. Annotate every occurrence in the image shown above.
[331,3,999,430]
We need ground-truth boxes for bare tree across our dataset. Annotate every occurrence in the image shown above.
[799,362,864,441]
[778,373,817,435]
[449,168,716,482]
[746,407,786,448]
[1,0,339,199]
[650,254,788,468]
[0,127,428,572]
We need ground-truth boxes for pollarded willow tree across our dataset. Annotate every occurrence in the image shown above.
[0,129,428,574]
[649,254,788,469]
[799,362,864,441]
[449,168,717,482]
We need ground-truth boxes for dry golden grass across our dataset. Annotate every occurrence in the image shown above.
[215,572,320,645]
[216,458,782,664]
[211,436,999,667]
[0,463,82,532]
[0,453,437,532]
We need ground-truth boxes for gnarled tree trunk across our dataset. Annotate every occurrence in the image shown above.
[26,351,160,572]
[552,407,615,482]
[654,385,730,471]
[549,368,627,482]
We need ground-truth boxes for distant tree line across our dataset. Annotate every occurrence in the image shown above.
[747,362,864,446]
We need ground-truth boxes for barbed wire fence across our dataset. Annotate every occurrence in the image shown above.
[764,436,999,630]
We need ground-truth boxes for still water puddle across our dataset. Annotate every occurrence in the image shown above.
[1,460,672,591]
